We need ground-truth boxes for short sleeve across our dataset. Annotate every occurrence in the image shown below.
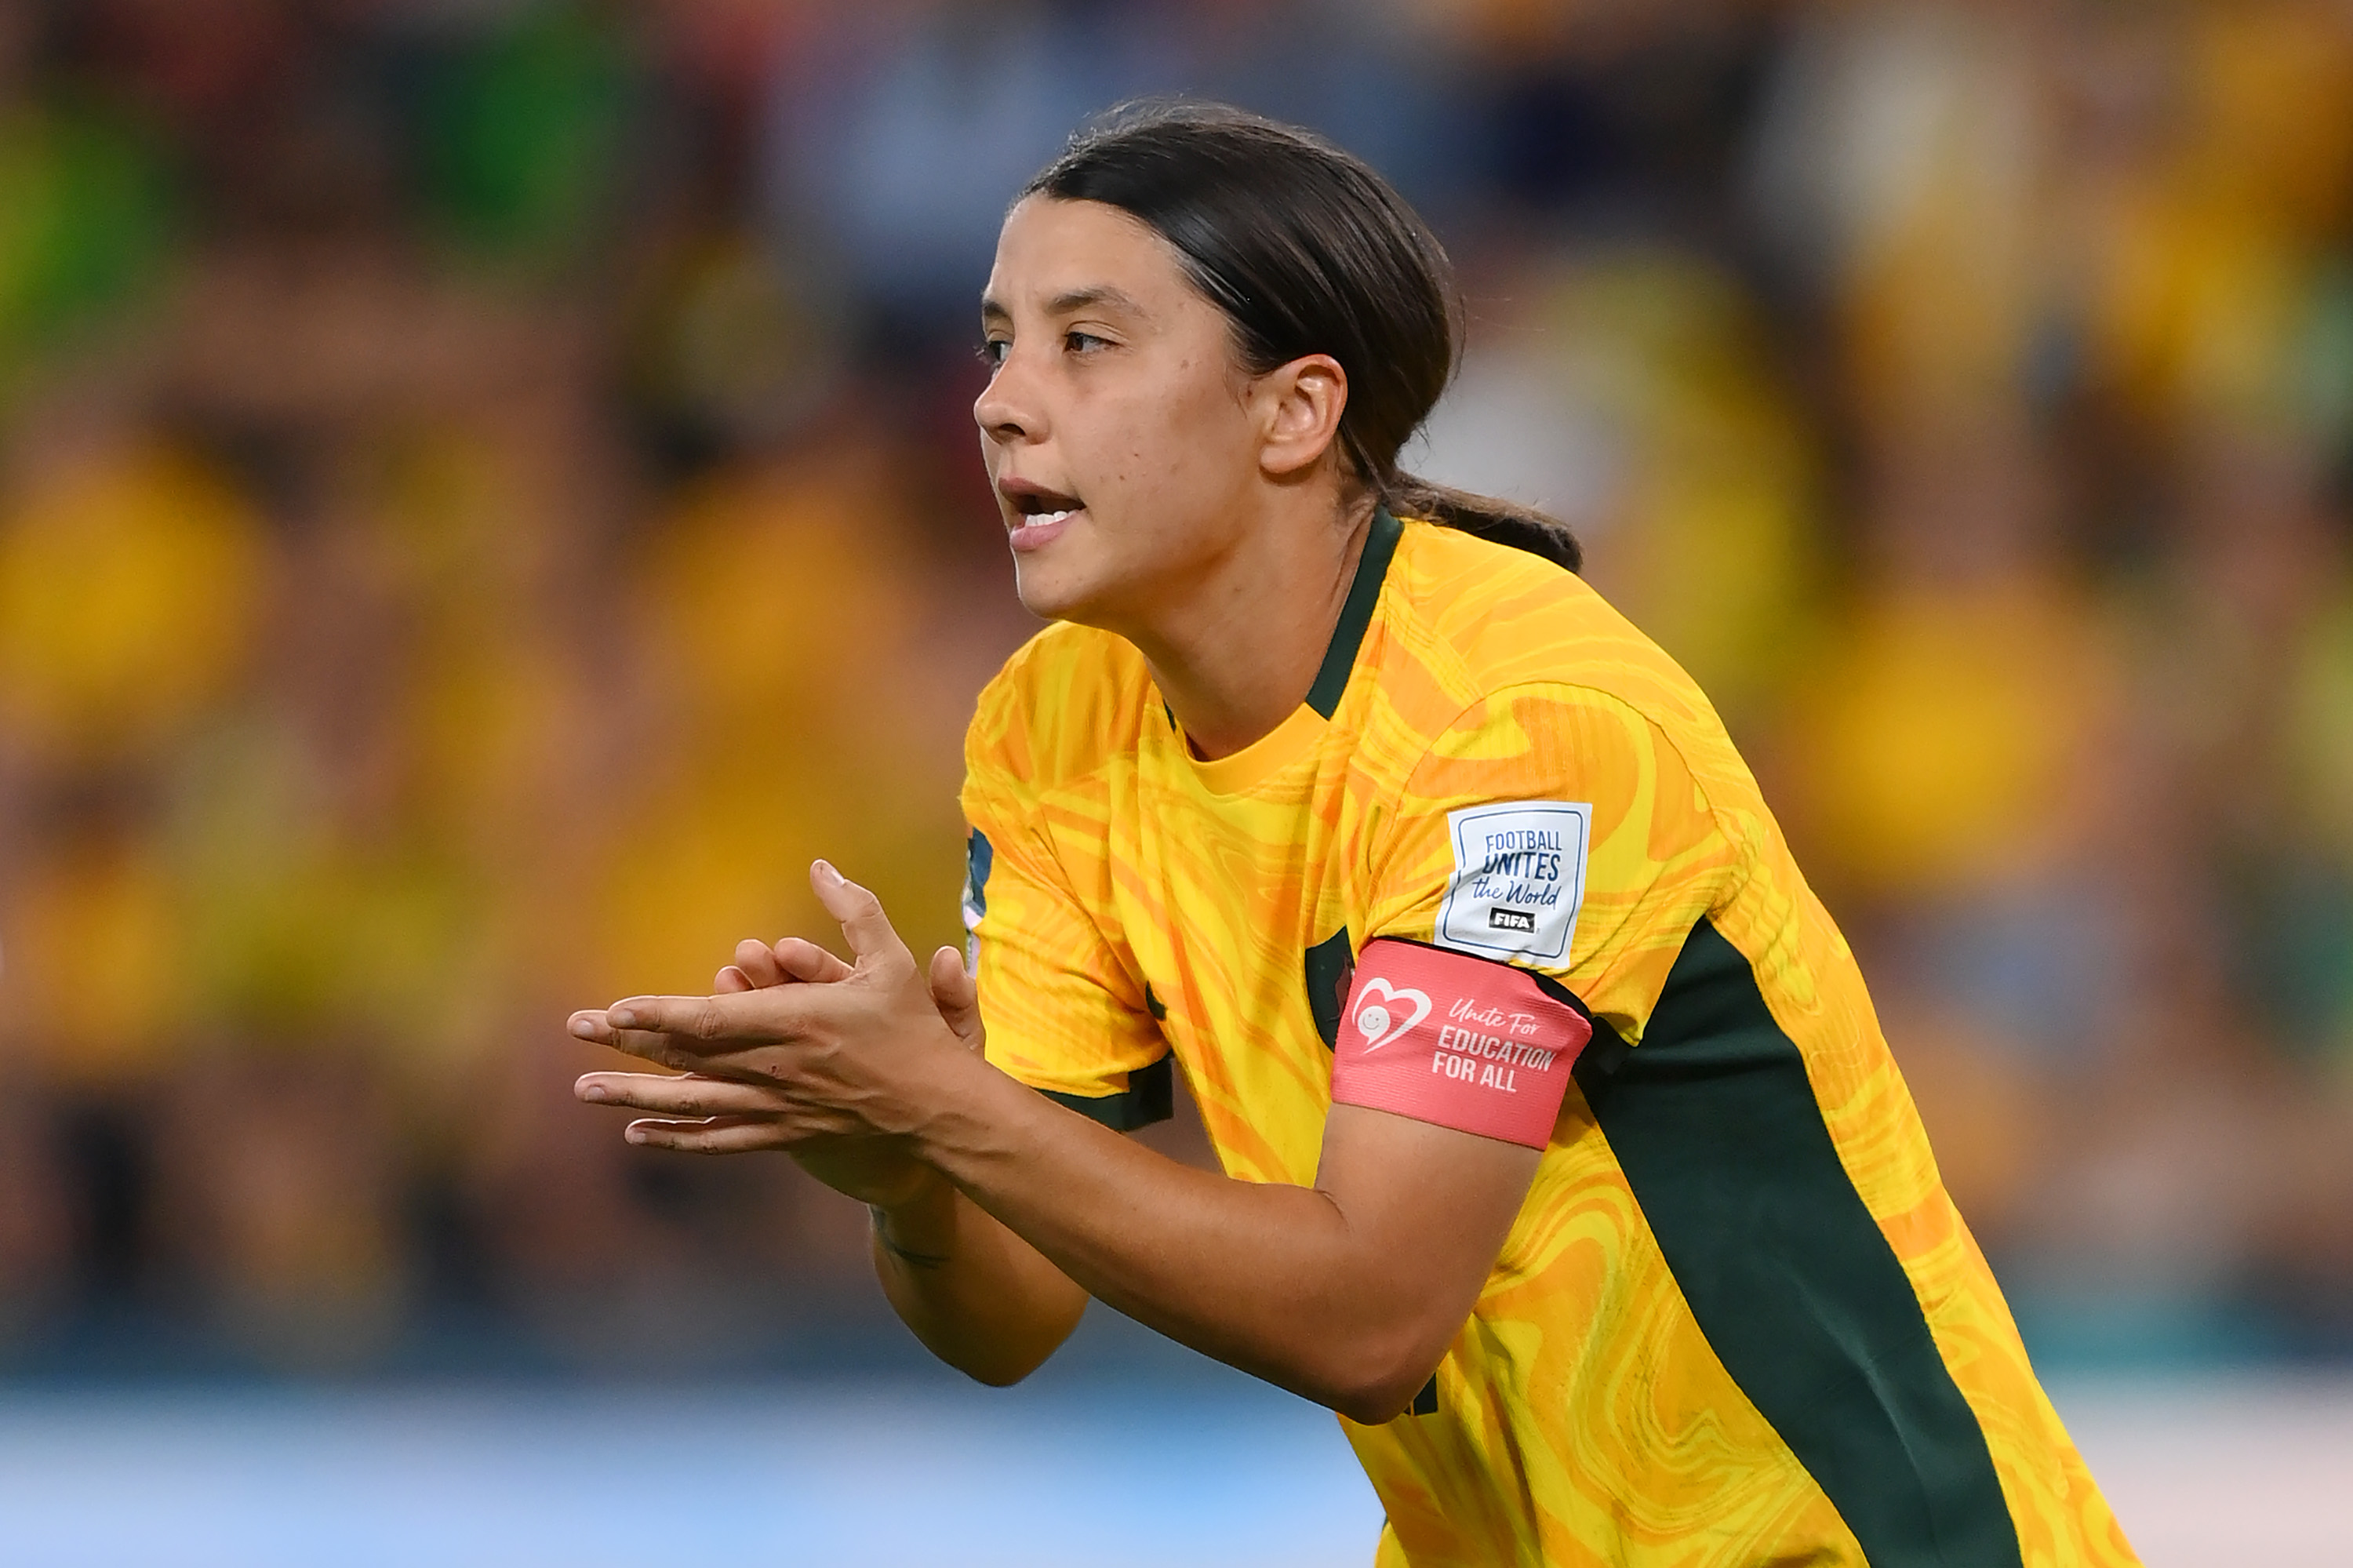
[960,731,1171,1131]
[1364,683,1740,1042]
[1329,684,1739,1144]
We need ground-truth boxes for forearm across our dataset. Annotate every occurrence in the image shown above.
[916,1061,1454,1422]
[566,877,1515,1420]
[868,1173,1087,1385]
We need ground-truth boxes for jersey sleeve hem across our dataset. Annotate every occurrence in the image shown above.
[1032,1054,1176,1132]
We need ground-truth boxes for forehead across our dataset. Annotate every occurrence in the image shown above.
[983,196,1197,315]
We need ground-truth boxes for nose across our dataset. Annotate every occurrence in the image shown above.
[973,353,1043,446]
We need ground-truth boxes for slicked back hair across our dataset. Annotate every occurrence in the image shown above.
[1023,100,1580,572]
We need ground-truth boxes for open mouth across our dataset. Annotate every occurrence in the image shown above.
[1005,484,1082,522]
[1000,481,1085,548]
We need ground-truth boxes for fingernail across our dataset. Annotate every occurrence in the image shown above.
[580,1083,606,1102]
[569,1017,598,1039]
[813,859,843,886]
[608,1009,637,1030]
[624,1126,647,1144]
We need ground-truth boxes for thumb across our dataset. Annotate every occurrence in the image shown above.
[810,860,912,973]
[929,944,982,1049]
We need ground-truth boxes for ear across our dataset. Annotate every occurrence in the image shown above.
[1253,353,1349,479]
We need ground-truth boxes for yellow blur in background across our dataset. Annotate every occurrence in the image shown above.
[0,0,2348,1382]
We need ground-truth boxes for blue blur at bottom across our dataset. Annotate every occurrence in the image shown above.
[0,1309,1384,1568]
[0,1382,1382,1568]
[3,1304,2348,1568]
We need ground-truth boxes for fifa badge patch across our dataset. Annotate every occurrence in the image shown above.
[1435,800,1590,964]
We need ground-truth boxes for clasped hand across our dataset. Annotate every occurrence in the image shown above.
[569,859,981,1208]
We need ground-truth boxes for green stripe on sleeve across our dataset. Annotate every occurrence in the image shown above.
[1573,919,2024,1567]
[1038,1054,1174,1132]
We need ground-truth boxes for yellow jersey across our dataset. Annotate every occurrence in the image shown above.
[958,509,2137,1567]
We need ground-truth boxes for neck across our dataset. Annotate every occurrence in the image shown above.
[1126,493,1377,761]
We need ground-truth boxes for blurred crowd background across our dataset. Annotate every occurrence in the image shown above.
[0,0,2348,1378]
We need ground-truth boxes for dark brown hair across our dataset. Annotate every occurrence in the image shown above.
[1023,100,1581,573]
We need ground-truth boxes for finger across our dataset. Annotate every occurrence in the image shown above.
[929,945,981,1047]
[576,1072,789,1118]
[810,860,913,973]
[625,1115,791,1154]
[567,1010,749,1078]
[715,965,752,993]
[733,938,786,988]
[773,937,854,984]
[576,991,802,1046]
[568,1013,710,1074]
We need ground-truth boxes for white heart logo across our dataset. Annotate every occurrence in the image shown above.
[1354,978,1431,1053]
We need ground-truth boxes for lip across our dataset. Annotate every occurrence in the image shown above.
[1008,507,1082,553]
[996,476,1085,554]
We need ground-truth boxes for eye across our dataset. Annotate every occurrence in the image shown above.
[1064,330,1108,355]
[976,336,1009,368]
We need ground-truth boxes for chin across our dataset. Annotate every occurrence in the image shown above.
[1008,527,1158,631]
[1009,548,1118,625]
[1010,564,1095,624]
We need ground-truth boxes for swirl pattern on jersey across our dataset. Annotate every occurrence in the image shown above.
[962,518,2137,1568]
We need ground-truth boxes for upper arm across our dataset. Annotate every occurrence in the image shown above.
[1302,685,1738,1405]
[1310,1101,1543,1417]
[1307,936,1584,1413]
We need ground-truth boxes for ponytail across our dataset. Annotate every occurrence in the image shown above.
[1382,473,1584,573]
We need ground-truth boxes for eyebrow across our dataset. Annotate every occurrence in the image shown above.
[978,285,1151,325]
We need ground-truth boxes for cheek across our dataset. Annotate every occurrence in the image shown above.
[1161,352,1242,440]
[1112,362,1250,489]
[1060,393,1180,504]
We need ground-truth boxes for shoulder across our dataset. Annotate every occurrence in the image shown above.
[965,619,1151,800]
[1371,522,1737,763]
[1358,522,1766,849]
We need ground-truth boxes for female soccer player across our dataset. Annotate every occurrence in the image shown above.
[569,104,2136,1566]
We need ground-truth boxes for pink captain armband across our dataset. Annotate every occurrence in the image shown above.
[1329,937,1593,1149]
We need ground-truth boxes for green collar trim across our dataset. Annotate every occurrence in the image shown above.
[1304,505,1402,720]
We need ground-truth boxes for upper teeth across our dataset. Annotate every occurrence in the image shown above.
[1027,508,1075,526]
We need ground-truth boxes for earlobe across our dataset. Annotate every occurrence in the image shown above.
[1260,354,1348,478]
